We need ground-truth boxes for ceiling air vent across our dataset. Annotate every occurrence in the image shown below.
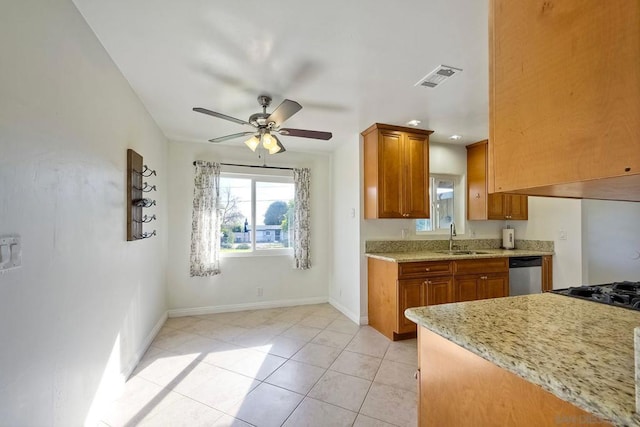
[415,65,463,88]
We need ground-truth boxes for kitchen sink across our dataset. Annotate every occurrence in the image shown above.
[435,250,491,255]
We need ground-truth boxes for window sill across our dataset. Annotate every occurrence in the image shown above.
[221,249,293,258]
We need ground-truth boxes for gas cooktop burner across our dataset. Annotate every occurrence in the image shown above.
[552,281,640,311]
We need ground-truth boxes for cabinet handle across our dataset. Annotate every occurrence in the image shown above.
[481,276,488,280]
[414,370,420,380]
[425,268,430,272]
[403,213,410,217]
[475,193,480,199]
[427,280,432,285]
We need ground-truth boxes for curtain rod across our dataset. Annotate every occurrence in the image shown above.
[192,161,294,171]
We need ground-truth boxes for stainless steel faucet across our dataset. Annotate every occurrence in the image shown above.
[449,222,457,251]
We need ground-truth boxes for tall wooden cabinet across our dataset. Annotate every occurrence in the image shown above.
[362,123,433,219]
[489,0,640,201]
[466,140,527,220]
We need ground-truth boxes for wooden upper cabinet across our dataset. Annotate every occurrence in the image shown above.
[467,140,528,220]
[363,123,433,219]
[489,0,640,201]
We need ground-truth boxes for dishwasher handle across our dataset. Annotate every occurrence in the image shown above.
[509,256,542,268]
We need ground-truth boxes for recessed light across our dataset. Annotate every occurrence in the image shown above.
[406,120,421,127]
[449,134,463,140]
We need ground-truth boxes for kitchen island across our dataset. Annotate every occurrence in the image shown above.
[406,293,640,426]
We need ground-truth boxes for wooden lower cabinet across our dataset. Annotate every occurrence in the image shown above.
[368,257,509,340]
[418,327,611,426]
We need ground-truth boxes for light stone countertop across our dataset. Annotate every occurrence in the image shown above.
[405,293,640,426]
[365,248,553,263]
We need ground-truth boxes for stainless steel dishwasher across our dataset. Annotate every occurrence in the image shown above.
[509,256,542,296]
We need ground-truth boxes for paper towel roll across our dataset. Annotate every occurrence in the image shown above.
[502,228,515,249]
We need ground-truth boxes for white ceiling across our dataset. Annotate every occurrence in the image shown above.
[72,0,489,153]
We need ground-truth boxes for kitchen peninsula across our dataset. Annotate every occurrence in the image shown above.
[406,293,640,426]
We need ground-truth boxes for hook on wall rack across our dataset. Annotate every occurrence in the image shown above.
[132,182,157,193]
[133,214,157,224]
[134,230,157,239]
[127,149,158,241]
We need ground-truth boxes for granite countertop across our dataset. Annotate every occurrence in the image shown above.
[366,248,553,263]
[405,293,640,426]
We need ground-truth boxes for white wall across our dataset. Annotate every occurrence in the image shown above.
[511,197,583,288]
[0,1,168,425]
[329,137,362,323]
[581,200,640,284]
[166,141,331,313]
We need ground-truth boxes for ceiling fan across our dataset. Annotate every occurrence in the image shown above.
[193,95,333,154]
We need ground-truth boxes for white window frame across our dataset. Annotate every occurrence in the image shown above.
[416,174,464,235]
[220,172,294,258]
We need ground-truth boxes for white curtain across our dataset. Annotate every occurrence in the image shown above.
[293,168,311,270]
[190,161,221,276]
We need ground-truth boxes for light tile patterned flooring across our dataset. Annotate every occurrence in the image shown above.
[99,304,418,427]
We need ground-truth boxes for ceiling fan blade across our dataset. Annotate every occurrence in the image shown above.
[208,131,255,143]
[267,99,302,126]
[193,107,251,126]
[278,128,333,140]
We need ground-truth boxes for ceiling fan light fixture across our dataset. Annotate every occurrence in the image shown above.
[268,137,286,154]
[244,135,260,151]
[262,132,277,150]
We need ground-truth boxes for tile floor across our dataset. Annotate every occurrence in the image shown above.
[99,304,418,427]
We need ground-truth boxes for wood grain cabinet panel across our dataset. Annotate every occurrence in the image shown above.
[425,276,455,306]
[363,123,433,219]
[455,276,480,302]
[489,0,640,201]
[398,279,426,334]
[467,140,528,220]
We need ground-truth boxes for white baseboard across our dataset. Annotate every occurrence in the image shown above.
[168,296,328,318]
[359,315,369,325]
[328,298,365,325]
[123,310,168,379]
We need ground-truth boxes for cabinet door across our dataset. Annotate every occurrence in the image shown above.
[398,279,425,333]
[426,276,455,306]
[378,130,404,218]
[403,133,430,218]
[507,195,528,220]
[455,276,479,302]
[466,142,488,220]
[487,193,506,220]
[479,273,509,299]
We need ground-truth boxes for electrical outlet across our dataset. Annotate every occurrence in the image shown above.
[559,230,567,241]
[257,287,263,297]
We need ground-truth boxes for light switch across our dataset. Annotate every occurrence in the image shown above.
[0,245,9,265]
[0,236,22,271]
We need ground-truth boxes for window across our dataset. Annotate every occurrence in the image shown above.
[416,175,459,233]
[219,173,294,255]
